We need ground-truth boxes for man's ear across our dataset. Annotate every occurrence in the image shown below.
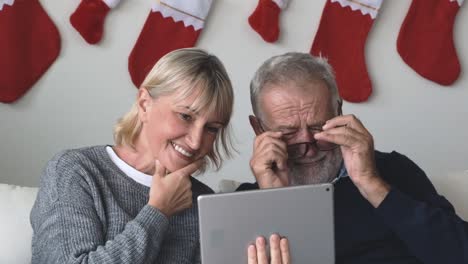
[137,88,152,123]
[249,115,263,136]
[337,99,343,116]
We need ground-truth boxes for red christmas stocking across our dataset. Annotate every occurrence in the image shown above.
[248,0,289,43]
[397,0,463,85]
[70,0,120,44]
[128,0,213,88]
[0,0,61,103]
[311,0,383,103]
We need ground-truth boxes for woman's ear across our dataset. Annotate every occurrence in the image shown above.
[137,88,152,122]
[249,115,263,136]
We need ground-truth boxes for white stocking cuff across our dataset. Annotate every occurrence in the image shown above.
[0,0,14,11]
[152,0,213,30]
[272,0,289,9]
[103,0,121,9]
[450,0,464,6]
[331,0,383,19]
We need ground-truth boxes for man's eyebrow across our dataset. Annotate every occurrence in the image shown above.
[275,125,298,131]
[308,122,326,128]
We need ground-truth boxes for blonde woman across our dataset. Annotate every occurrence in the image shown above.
[30,48,235,263]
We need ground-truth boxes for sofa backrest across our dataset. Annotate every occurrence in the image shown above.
[0,184,38,264]
[0,172,466,264]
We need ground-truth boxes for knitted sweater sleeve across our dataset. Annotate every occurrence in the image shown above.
[30,151,169,264]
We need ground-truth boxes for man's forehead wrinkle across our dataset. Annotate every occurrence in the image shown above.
[266,108,324,131]
[270,103,318,118]
[259,82,333,126]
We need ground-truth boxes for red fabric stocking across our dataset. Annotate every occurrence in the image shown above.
[0,0,61,103]
[311,0,383,103]
[397,0,463,85]
[248,0,288,43]
[70,0,120,44]
[128,0,212,88]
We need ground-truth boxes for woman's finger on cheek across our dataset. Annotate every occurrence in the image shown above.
[154,160,164,178]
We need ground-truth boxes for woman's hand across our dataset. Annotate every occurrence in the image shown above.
[248,234,290,264]
[148,159,203,217]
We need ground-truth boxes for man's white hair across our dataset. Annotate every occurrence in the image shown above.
[250,52,342,118]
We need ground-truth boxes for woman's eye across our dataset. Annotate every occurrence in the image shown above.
[179,113,192,121]
[206,126,220,134]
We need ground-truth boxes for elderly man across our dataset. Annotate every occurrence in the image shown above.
[239,52,468,263]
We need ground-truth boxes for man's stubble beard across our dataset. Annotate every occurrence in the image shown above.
[287,148,343,185]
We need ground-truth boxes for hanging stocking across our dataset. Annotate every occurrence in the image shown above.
[310,0,383,103]
[0,0,61,103]
[248,0,289,43]
[128,0,212,88]
[397,0,463,85]
[70,0,121,44]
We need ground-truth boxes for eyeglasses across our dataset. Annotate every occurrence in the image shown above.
[287,140,338,160]
[257,118,339,160]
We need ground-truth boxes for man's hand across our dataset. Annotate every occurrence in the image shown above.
[148,159,203,217]
[250,131,289,189]
[248,234,290,264]
[315,114,390,207]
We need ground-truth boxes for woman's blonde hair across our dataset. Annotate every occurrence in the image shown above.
[114,48,235,171]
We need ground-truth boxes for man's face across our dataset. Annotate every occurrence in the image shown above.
[258,80,343,185]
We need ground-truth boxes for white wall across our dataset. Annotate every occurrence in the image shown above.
[1,0,467,218]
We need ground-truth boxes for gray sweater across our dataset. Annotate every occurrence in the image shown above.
[30,145,214,264]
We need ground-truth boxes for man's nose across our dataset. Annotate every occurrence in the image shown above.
[296,128,315,143]
[297,129,319,157]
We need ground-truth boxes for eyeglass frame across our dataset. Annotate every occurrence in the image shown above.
[255,117,340,160]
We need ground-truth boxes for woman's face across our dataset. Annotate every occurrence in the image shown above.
[139,88,224,173]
